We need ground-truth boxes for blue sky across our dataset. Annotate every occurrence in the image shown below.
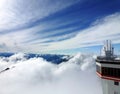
[0,0,120,54]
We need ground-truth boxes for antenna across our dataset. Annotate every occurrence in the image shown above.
[101,40,114,59]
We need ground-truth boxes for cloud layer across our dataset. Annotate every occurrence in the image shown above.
[0,53,102,94]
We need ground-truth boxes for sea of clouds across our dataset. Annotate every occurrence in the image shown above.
[0,53,102,94]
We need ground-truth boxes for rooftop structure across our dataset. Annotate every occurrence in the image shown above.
[96,40,120,94]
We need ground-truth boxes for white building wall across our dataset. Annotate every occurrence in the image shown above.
[96,62,120,69]
[101,79,120,94]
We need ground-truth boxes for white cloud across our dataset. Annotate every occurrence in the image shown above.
[0,0,84,53]
[0,3,120,54]
[0,30,33,52]
[0,53,102,94]
[0,0,81,31]
[45,13,120,51]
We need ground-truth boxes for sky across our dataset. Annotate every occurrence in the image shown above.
[0,0,120,54]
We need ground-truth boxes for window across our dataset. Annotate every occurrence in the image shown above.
[114,91,118,94]
[114,81,119,86]
[96,65,101,73]
[101,67,120,78]
[114,91,120,94]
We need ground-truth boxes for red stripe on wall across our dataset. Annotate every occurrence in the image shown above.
[96,72,120,82]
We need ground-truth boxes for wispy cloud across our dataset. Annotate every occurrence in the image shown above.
[0,0,120,54]
[0,0,81,31]
[0,13,120,53]
[44,13,120,51]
